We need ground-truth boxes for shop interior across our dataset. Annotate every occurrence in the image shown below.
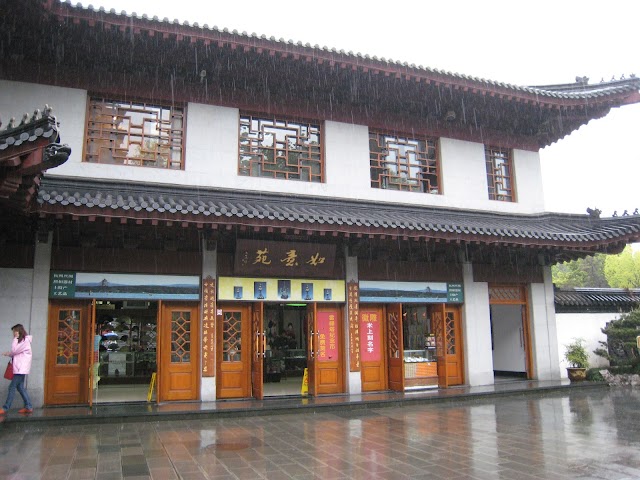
[403,305,438,389]
[94,300,158,403]
[263,304,308,397]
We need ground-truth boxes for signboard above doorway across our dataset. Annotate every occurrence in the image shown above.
[48,272,200,300]
[234,239,336,277]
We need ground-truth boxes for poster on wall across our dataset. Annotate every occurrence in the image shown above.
[317,310,339,362]
[218,277,345,302]
[49,272,201,300]
[360,310,381,362]
[359,281,464,303]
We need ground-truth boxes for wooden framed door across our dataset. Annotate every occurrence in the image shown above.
[216,303,251,399]
[432,304,449,388]
[360,306,387,392]
[315,305,344,395]
[88,300,97,407]
[387,303,404,391]
[306,303,317,396]
[45,301,92,405]
[444,306,464,385]
[158,302,200,401]
[251,302,264,400]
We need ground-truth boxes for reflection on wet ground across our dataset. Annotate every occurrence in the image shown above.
[1,387,639,479]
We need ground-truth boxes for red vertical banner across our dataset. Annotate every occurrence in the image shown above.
[317,310,339,362]
[202,276,216,377]
[360,311,381,362]
[348,281,360,371]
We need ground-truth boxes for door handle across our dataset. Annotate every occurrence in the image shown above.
[262,331,266,358]
[309,329,314,358]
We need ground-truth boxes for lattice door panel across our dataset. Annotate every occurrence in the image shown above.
[387,311,399,357]
[56,309,81,365]
[433,311,444,358]
[489,285,526,303]
[445,311,456,355]
[223,311,243,362]
[171,311,191,363]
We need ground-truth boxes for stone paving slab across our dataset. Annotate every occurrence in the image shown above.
[0,386,639,480]
[0,379,604,428]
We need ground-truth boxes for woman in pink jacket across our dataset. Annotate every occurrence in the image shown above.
[0,324,33,415]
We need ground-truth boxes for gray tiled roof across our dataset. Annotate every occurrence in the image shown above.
[56,1,640,102]
[0,106,59,152]
[555,288,640,312]
[38,177,640,248]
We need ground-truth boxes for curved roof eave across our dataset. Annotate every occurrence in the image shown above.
[46,1,640,108]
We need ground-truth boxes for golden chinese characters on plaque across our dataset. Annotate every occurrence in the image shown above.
[202,276,216,377]
[348,281,360,371]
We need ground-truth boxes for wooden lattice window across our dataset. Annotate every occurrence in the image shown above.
[222,311,243,362]
[489,285,526,304]
[171,311,191,363]
[485,146,515,202]
[56,310,80,365]
[85,98,185,169]
[445,311,456,355]
[370,133,440,193]
[387,310,400,358]
[238,115,323,182]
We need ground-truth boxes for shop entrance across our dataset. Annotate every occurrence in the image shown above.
[217,302,345,399]
[46,299,200,405]
[94,300,158,403]
[262,304,308,397]
[360,303,464,391]
[489,285,532,380]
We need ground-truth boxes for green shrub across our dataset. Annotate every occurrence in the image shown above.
[564,338,589,369]
[586,368,604,382]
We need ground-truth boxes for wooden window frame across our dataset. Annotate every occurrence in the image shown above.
[369,132,441,193]
[238,114,324,183]
[485,146,516,202]
[84,97,186,170]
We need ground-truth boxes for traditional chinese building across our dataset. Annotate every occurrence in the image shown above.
[1,0,640,408]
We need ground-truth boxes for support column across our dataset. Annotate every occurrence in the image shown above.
[529,266,561,380]
[201,238,217,401]
[461,262,494,386]
[345,252,361,395]
[29,231,53,408]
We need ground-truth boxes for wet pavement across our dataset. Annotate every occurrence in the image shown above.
[1,384,640,479]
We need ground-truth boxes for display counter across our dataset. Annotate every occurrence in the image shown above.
[404,349,438,388]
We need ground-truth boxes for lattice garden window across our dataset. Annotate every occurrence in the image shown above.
[485,146,515,202]
[85,98,185,169]
[239,115,322,182]
[369,133,440,193]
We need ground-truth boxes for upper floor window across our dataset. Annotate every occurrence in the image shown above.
[485,146,515,202]
[239,115,322,182]
[85,98,185,169]
[369,133,440,193]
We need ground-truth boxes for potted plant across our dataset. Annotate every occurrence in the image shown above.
[564,338,589,382]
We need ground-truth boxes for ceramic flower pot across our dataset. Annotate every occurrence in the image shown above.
[567,367,587,382]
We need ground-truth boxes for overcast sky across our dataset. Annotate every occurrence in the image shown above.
[86,0,639,217]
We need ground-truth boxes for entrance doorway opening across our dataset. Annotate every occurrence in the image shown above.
[94,300,158,403]
[490,304,528,381]
[263,304,307,397]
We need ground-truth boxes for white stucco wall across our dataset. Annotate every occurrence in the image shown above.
[0,269,36,406]
[461,263,494,386]
[556,312,615,377]
[1,80,548,215]
[529,268,562,381]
